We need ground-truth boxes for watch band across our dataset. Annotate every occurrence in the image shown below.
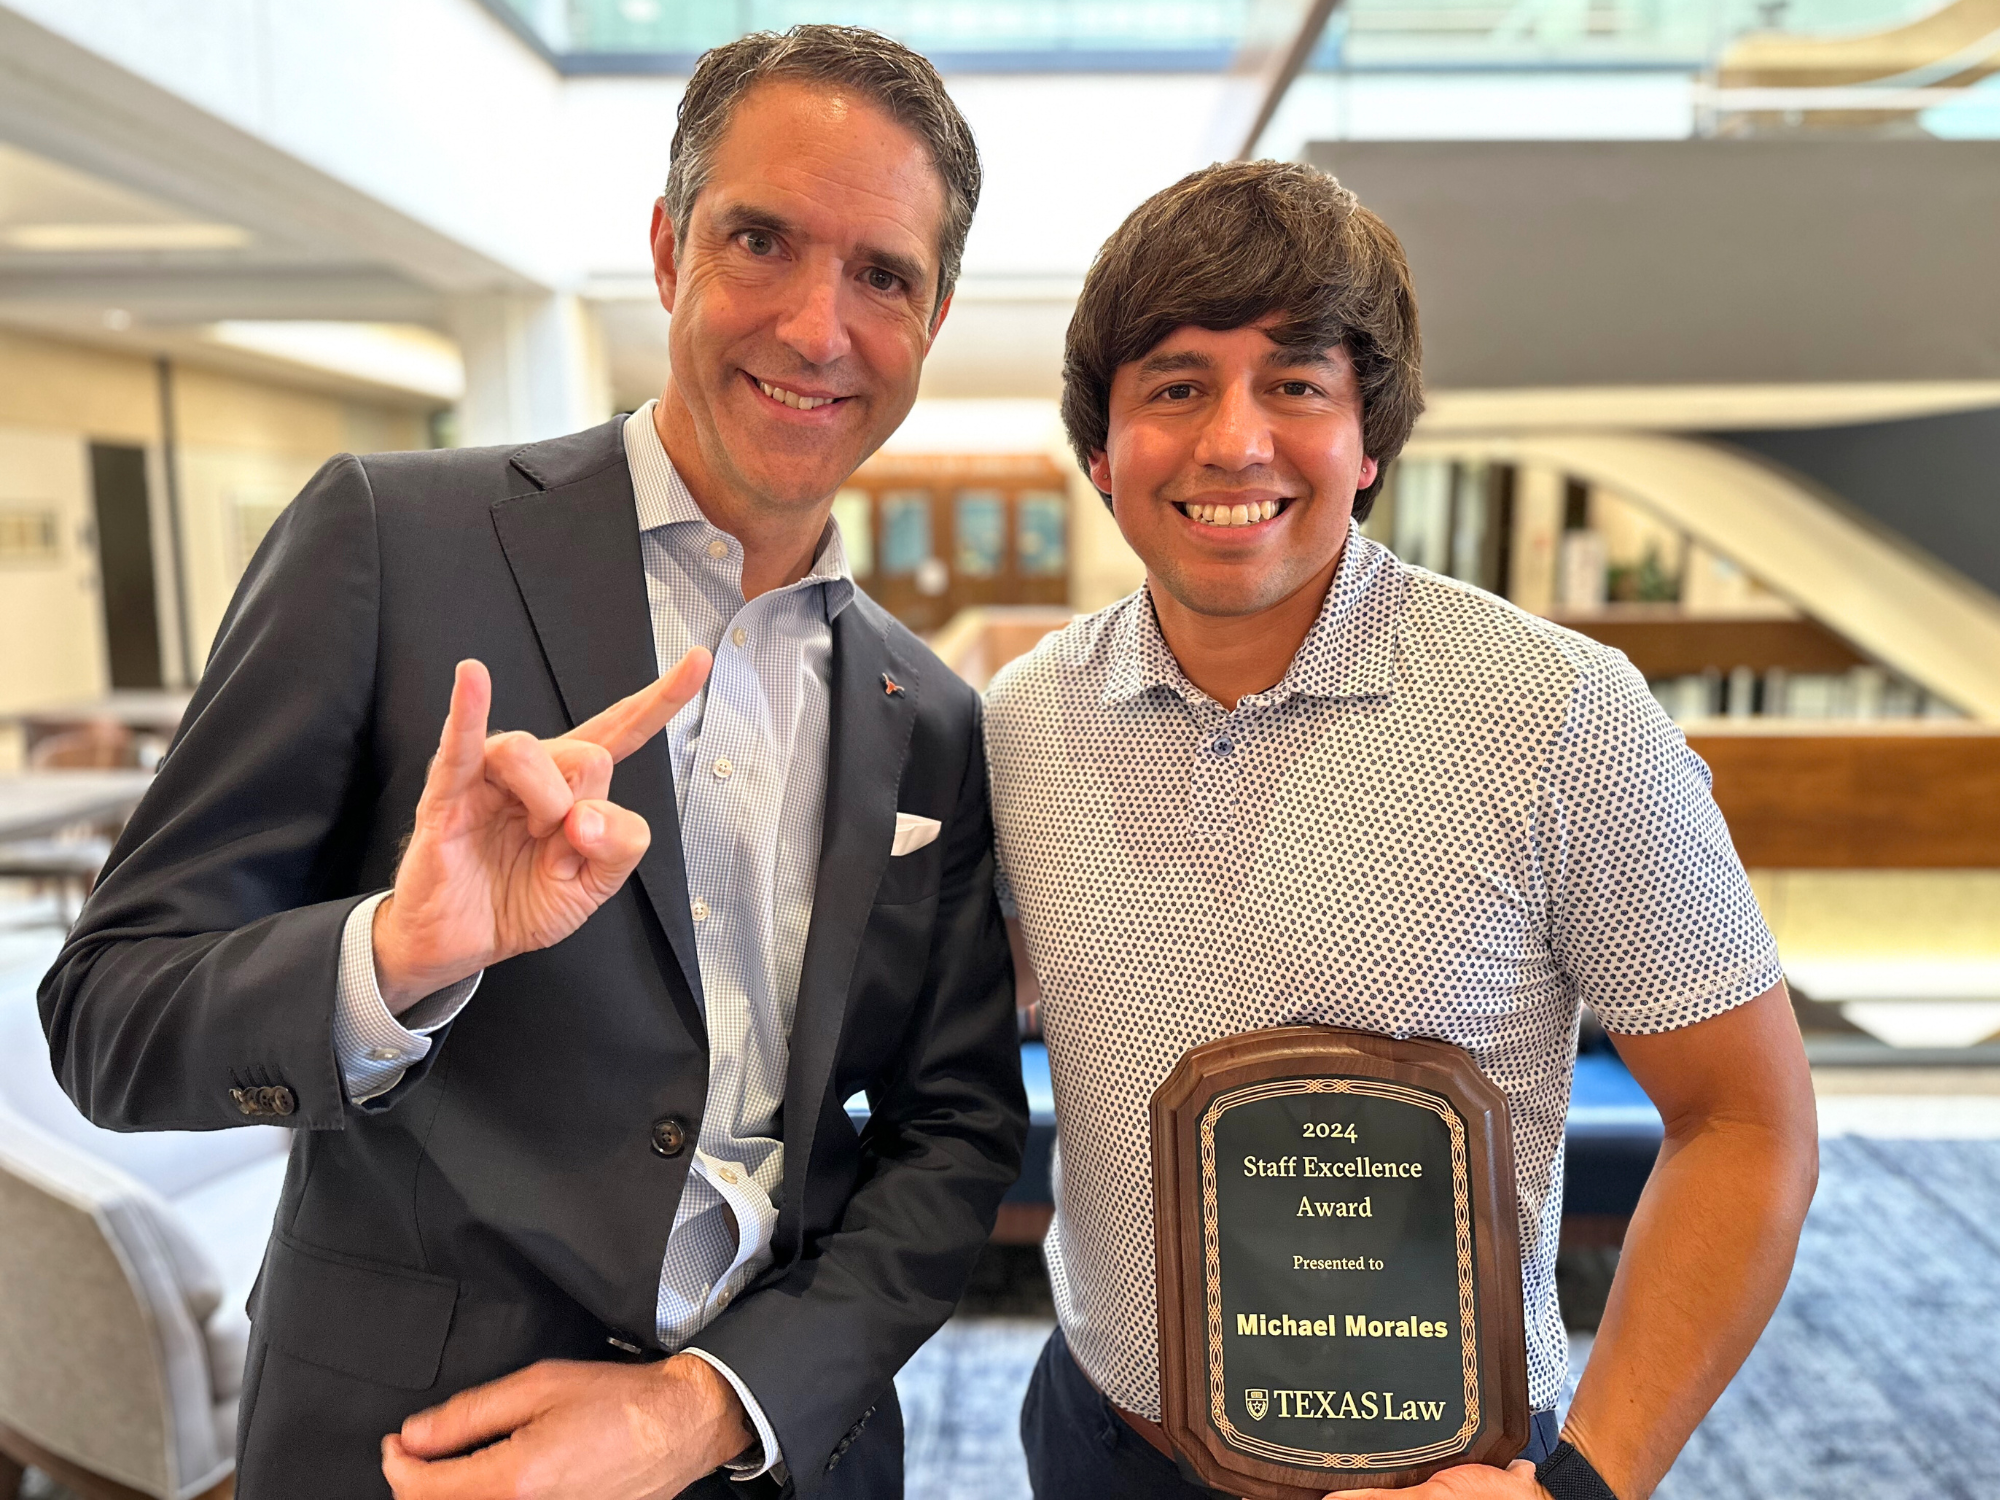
[1536,1440,1619,1500]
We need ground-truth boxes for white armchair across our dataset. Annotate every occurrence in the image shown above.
[0,990,287,1500]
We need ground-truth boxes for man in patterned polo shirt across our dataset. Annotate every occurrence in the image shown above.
[985,160,1819,1500]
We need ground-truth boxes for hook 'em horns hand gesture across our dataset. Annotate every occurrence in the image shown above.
[369,649,713,1012]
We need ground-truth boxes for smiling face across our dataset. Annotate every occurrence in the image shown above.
[653,79,948,527]
[1089,318,1380,622]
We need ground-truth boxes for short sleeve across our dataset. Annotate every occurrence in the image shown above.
[992,842,1018,920]
[982,695,1019,920]
[1539,653,1783,1034]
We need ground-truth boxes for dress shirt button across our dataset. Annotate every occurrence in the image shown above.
[717,1164,740,1185]
[706,537,728,560]
[1212,737,1235,756]
[730,627,747,648]
[712,756,733,780]
[366,1047,401,1063]
[651,1117,690,1158]
[690,896,710,921]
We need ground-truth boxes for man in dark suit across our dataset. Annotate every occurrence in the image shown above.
[39,26,1025,1500]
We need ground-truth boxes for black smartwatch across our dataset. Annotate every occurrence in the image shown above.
[1536,1440,1619,1500]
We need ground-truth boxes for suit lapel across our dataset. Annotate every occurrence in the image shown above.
[778,597,919,1253]
[489,427,706,1021]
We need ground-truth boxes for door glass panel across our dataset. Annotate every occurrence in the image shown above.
[1017,491,1068,577]
[1392,459,1451,573]
[879,490,932,575]
[954,490,1004,577]
[831,489,872,577]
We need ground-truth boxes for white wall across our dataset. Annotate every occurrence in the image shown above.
[947,74,1234,279]
[0,426,104,712]
[5,0,574,288]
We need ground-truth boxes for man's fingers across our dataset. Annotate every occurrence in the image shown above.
[566,647,713,762]
[483,731,577,838]
[383,1430,525,1500]
[546,736,615,804]
[427,660,493,800]
[543,800,650,887]
[400,1365,554,1459]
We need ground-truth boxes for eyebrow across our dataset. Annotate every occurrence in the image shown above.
[1132,343,1345,379]
[709,201,932,296]
[1263,344,1343,373]
[1134,349,1213,377]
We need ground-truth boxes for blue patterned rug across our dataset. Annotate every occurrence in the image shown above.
[901,1138,2000,1500]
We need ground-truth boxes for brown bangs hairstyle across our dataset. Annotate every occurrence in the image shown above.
[1061,159,1422,519]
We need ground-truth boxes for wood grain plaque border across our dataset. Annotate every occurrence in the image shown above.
[1151,1027,1530,1496]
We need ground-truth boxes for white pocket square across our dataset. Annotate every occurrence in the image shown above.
[892,812,942,857]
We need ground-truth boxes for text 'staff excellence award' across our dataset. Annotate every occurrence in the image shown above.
[1151,1027,1529,1495]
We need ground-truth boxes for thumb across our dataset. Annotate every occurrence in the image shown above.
[563,799,651,888]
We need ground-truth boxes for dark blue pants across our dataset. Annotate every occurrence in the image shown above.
[1021,1328,1559,1499]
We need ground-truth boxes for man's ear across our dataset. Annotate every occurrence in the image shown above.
[1357,455,1379,493]
[926,289,954,347]
[1087,451,1113,499]
[651,198,680,314]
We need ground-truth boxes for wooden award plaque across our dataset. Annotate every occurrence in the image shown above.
[1151,1027,1529,1496]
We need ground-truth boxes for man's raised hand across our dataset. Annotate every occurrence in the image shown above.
[371,650,712,1011]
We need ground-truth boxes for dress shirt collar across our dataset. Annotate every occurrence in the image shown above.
[623,401,855,616]
[1102,520,1402,710]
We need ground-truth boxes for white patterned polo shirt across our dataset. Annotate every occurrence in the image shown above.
[983,524,1782,1418]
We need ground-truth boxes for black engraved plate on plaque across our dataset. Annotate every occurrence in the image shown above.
[1152,1028,1529,1496]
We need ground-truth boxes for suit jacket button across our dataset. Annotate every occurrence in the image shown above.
[264,1086,296,1117]
[651,1117,689,1158]
[231,1088,260,1116]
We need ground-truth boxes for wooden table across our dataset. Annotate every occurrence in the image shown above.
[0,771,156,843]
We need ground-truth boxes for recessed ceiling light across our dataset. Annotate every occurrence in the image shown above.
[102,308,133,331]
[0,222,251,252]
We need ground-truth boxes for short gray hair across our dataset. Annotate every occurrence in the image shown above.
[663,25,981,316]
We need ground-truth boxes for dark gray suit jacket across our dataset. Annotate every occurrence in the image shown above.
[39,417,1028,1499]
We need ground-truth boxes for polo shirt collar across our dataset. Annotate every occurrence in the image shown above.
[1102,521,1401,709]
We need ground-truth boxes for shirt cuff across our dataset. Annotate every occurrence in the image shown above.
[331,892,481,1104]
[680,1346,786,1483]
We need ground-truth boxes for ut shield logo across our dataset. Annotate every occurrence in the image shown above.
[1245,1388,1269,1421]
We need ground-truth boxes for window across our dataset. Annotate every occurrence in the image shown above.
[954,490,1005,577]
[879,490,933,576]
[831,489,872,577]
[1391,460,1451,575]
[1017,491,1068,577]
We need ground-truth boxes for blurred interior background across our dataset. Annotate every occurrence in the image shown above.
[1,3,1997,1498]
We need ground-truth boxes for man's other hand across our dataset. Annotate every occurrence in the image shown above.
[1326,1460,1553,1499]
[371,651,712,1010]
[382,1353,753,1499]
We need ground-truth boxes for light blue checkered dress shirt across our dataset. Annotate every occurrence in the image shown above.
[331,402,853,1478]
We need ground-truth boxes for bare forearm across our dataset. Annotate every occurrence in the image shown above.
[1563,1116,1816,1497]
